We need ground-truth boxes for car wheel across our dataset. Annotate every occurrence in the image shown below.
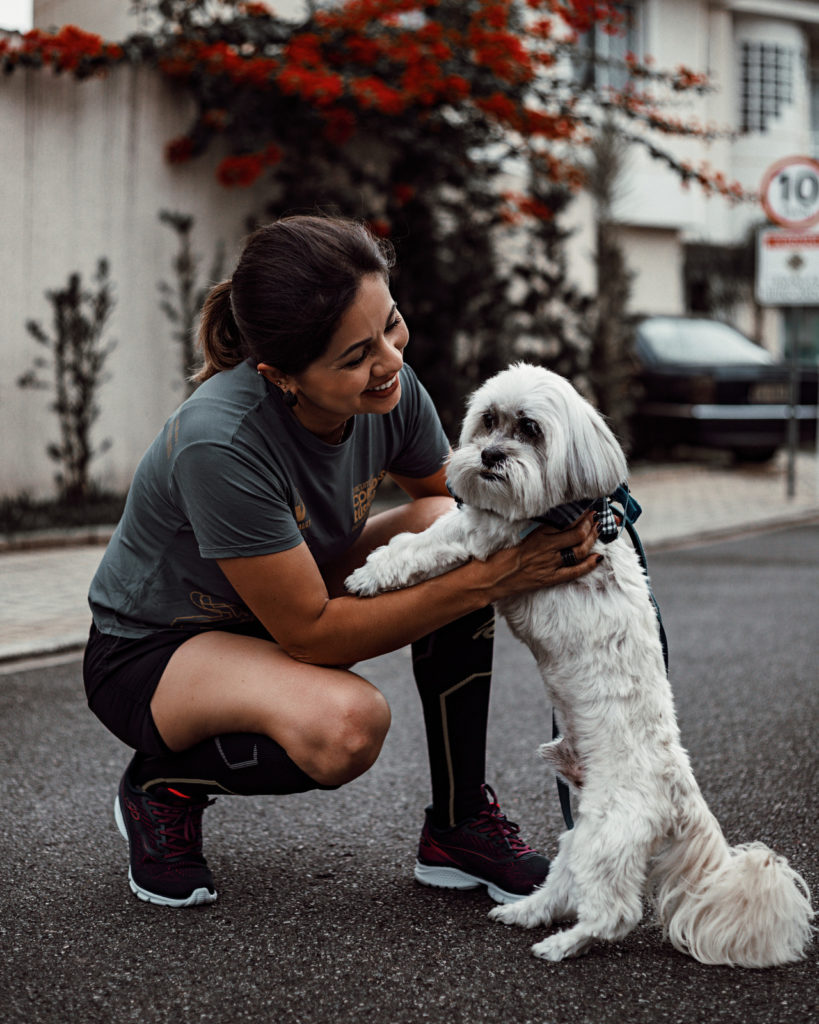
[733,447,778,464]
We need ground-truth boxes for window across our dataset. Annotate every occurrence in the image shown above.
[739,42,795,134]
[574,2,642,93]
[810,53,819,145]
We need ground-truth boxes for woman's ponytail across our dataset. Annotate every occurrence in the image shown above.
[192,279,245,383]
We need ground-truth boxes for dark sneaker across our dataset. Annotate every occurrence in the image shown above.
[414,784,549,904]
[114,759,217,907]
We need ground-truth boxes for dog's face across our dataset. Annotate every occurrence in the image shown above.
[447,363,628,519]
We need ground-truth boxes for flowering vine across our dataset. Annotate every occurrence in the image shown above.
[1,0,750,431]
[0,1,745,204]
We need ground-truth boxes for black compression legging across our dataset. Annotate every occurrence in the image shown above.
[411,606,495,828]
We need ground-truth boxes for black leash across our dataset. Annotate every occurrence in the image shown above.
[553,484,668,831]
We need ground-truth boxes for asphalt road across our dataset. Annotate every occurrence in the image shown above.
[1,524,817,1024]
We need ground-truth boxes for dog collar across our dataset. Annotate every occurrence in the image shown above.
[527,497,618,542]
[447,480,641,543]
[521,484,641,541]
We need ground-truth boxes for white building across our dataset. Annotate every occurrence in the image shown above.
[1,0,817,500]
[566,1,819,342]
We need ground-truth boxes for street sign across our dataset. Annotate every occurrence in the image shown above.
[756,229,819,306]
[758,157,819,502]
[760,155,819,230]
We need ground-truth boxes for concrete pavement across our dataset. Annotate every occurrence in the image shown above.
[1,451,818,665]
[1,524,817,1023]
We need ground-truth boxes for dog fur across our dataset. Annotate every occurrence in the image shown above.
[346,363,814,967]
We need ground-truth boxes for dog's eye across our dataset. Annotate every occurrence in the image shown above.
[517,418,541,440]
[482,411,495,430]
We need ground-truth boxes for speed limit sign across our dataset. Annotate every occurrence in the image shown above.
[760,155,819,229]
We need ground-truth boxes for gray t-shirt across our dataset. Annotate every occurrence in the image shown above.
[89,361,449,637]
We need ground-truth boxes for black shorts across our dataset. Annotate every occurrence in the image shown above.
[82,621,271,756]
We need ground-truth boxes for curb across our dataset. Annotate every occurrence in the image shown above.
[0,525,115,554]
[641,507,819,552]
[0,640,88,671]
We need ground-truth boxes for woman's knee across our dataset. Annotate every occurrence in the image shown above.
[304,681,391,786]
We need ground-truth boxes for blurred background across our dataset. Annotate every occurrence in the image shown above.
[1,0,818,530]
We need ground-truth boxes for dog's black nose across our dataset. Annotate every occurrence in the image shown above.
[481,446,506,469]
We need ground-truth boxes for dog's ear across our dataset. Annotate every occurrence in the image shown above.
[458,388,487,447]
[563,395,628,499]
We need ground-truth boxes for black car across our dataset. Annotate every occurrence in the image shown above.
[630,316,818,462]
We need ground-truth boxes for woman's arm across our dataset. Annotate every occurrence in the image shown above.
[217,509,599,667]
[389,462,451,500]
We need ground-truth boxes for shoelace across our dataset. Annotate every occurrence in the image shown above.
[472,786,533,858]
[146,797,213,859]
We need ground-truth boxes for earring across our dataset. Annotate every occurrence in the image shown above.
[282,389,298,408]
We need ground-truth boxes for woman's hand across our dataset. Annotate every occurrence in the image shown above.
[483,511,601,603]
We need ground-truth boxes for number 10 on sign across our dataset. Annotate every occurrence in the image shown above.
[761,156,819,230]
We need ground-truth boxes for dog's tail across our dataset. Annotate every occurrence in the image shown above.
[650,796,814,967]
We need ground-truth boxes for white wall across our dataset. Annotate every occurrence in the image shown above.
[33,0,309,35]
[0,62,271,500]
[617,226,684,314]
[0,0,316,501]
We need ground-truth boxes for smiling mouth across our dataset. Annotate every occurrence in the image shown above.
[365,374,398,394]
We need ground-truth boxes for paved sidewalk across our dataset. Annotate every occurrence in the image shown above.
[1,452,817,665]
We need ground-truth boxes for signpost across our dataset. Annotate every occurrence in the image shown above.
[756,156,819,498]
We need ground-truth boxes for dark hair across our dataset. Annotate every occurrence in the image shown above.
[193,215,395,382]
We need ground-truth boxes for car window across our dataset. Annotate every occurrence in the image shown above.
[637,318,775,365]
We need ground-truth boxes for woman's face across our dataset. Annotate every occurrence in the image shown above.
[262,273,409,438]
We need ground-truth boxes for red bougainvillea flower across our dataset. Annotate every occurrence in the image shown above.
[18,24,123,72]
[203,108,230,130]
[444,75,470,101]
[393,183,416,204]
[262,143,283,165]
[501,190,557,223]
[367,218,392,237]
[165,136,196,164]
[350,77,407,115]
[277,67,345,106]
[672,65,709,91]
[216,153,265,187]
[342,36,383,65]
[476,92,518,123]
[215,144,282,187]
[238,2,271,15]
[284,34,323,67]
[322,107,358,144]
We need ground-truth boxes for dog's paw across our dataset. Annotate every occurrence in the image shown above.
[531,927,593,962]
[531,936,569,962]
[538,739,584,790]
[489,895,549,930]
[345,542,409,595]
[345,562,384,597]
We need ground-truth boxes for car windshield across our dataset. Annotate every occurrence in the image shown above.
[638,318,775,366]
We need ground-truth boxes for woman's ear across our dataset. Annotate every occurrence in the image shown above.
[257,363,289,389]
[258,363,300,407]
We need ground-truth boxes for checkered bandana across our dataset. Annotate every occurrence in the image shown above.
[531,496,620,543]
[447,481,639,544]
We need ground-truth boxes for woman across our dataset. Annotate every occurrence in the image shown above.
[84,215,601,908]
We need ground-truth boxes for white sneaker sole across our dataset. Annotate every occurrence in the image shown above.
[114,795,218,908]
[413,860,525,905]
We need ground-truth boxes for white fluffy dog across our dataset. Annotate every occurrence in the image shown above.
[346,363,814,967]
